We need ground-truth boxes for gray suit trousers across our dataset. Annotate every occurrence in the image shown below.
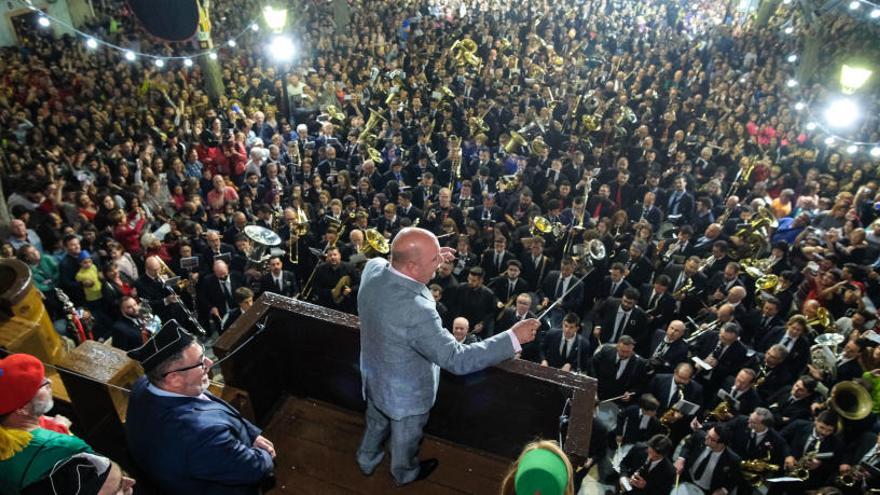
[356,398,430,485]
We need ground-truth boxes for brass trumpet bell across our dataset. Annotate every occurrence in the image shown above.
[755,274,779,292]
[581,114,600,132]
[530,216,564,238]
[326,105,346,123]
[361,228,390,258]
[504,131,526,154]
[366,147,383,165]
[496,174,522,193]
[529,137,547,156]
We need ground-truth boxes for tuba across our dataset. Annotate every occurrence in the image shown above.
[572,239,606,269]
[504,131,527,154]
[755,274,779,293]
[531,216,565,239]
[806,307,831,332]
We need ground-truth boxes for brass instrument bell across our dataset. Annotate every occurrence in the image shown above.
[361,228,390,258]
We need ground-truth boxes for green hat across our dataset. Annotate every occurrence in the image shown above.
[514,448,568,495]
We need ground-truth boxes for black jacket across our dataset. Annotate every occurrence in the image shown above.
[257,270,299,298]
[727,415,789,467]
[616,405,664,445]
[539,330,590,372]
[590,344,647,401]
[677,429,741,493]
[647,330,689,374]
[591,298,650,356]
[111,317,143,352]
[619,444,676,495]
[539,271,584,315]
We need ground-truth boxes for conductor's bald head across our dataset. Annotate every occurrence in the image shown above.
[391,227,441,285]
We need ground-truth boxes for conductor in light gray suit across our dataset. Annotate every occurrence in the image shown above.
[356,227,540,486]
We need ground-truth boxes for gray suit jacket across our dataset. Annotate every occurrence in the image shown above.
[358,258,516,420]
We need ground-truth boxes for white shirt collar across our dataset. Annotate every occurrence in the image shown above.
[388,263,421,285]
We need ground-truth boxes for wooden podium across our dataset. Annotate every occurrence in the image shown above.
[215,293,597,493]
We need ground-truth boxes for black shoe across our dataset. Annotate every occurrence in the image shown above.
[415,458,439,482]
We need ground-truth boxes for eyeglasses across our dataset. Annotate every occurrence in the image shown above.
[162,355,209,377]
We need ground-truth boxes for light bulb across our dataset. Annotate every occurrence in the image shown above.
[209,52,218,60]
[784,26,794,34]
[870,147,880,158]
[124,50,136,61]
[85,38,98,49]
[825,137,836,146]
[787,54,797,63]
[786,79,798,88]
[795,102,806,111]
[824,97,861,129]
[155,59,165,68]
[183,58,193,67]
[849,0,860,9]
[251,23,260,32]
[227,40,237,47]
[806,122,817,131]
[38,16,50,27]
[846,144,858,154]
[871,9,880,18]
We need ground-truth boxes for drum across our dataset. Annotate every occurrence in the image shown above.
[595,402,620,432]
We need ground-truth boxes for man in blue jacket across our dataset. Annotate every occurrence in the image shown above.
[356,227,539,486]
[125,320,275,494]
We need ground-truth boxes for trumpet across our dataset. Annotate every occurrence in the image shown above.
[696,254,716,273]
[660,386,685,432]
[289,207,309,264]
[684,318,721,344]
[672,278,694,299]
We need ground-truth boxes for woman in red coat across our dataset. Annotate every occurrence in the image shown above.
[111,208,146,256]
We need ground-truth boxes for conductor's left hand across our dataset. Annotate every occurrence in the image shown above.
[439,246,457,263]
[511,318,540,345]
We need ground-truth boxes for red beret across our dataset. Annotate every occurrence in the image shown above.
[0,354,45,415]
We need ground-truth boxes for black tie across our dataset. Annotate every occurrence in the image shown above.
[747,432,756,453]
[648,292,658,310]
[693,449,712,480]
[222,279,232,302]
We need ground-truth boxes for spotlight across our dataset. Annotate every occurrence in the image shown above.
[183,58,193,67]
[268,35,295,62]
[263,5,289,32]
[786,79,798,88]
[787,54,797,63]
[227,40,237,48]
[795,102,806,111]
[783,0,792,4]
[825,137,836,146]
[872,9,880,18]
[849,0,860,9]
[37,16,50,27]
[124,50,136,62]
[846,144,858,154]
[824,97,860,129]
[840,64,872,94]
[250,22,260,32]
[155,59,165,68]
[784,26,794,34]
[871,147,880,158]
[209,52,218,60]
[85,38,98,49]
[806,122,817,130]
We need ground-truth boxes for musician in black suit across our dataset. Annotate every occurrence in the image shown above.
[539,313,590,372]
[708,369,762,420]
[767,376,820,429]
[447,267,498,338]
[657,226,695,268]
[395,191,423,223]
[497,293,543,362]
[487,260,530,308]
[728,407,789,472]
[691,321,748,390]
[199,230,235,274]
[753,344,795,403]
[590,337,647,402]
[840,431,880,493]
[618,241,655,290]
[640,275,676,332]
[469,192,503,225]
[740,296,784,346]
[647,321,689,375]
[756,315,811,376]
[664,257,708,316]
[777,412,841,492]
[310,245,359,313]
[673,426,742,495]
[619,435,676,494]
[585,183,616,221]
[627,191,663,231]
[135,256,187,328]
[519,237,552,291]
[594,262,632,305]
[705,261,745,305]
[616,395,664,447]
[111,296,145,351]
[835,339,866,383]
[649,364,704,443]
[257,255,299,298]
[196,260,245,335]
[480,236,517,281]
[375,203,402,239]
[221,287,254,333]
[590,288,650,356]
[538,257,583,329]
[663,176,695,223]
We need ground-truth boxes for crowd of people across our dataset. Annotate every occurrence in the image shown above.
[1,0,880,492]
